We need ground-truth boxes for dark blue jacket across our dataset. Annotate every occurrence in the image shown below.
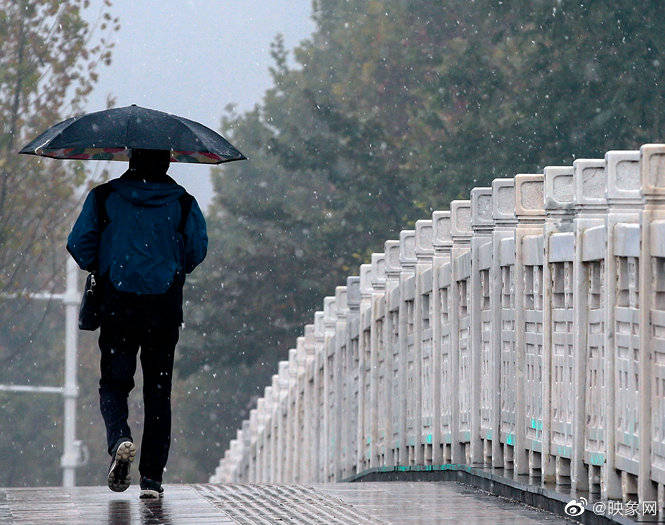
[67,173,207,295]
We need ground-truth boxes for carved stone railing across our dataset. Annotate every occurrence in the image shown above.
[211,144,665,510]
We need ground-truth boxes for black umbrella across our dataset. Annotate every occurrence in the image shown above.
[19,104,246,164]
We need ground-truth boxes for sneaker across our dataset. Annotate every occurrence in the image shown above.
[139,476,164,499]
[107,438,136,492]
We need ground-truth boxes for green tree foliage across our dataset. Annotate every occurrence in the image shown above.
[0,0,119,295]
[180,0,665,478]
[0,0,118,486]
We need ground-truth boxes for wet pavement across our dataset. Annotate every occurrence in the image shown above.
[0,481,572,524]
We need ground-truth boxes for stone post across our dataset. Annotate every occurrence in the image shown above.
[638,144,664,503]
[258,391,269,481]
[570,159,608,492]
[292,337,306,481]
[603,150,640,501]
[248,407,258,482]
[276,360,289,482]
[323,295,337,481]
[415,220,434,465]
[541,165,575,486]
[345,276,361,479]
[513,174,545,478]
[285,347,298,481]
[233,437,243,481]
[399,230,420,465]
[470,187,493,466]
[334,286,348,480]
[450,200,472,464]
[491,179,516,469]
[370,252,387,468]
[400,230,417,465]
[256,418,264,482]
[431,211,452,464]
[358,263,374,472]
[269,374,280,482]
[241,419,251,481]
[313,311,325,482]
[303,324,316,481]
[384,239,401,466]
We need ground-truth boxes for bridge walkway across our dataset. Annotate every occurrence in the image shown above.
[0,481,571,524]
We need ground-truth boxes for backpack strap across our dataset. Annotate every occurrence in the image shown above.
[95,183,114,233]
[177,193,194,235]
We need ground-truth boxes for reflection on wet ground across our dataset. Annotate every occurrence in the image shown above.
[0,481,572,524]
[1,485,232,525]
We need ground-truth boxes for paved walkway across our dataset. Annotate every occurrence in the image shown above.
[0,481,571,524]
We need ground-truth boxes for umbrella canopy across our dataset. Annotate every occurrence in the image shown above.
[19,104,246,164]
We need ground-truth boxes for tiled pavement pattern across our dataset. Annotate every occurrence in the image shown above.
[311,482,571,524]
[195,483,384,524]
[0,482,571,524]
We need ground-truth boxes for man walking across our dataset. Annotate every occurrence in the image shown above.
[66,148,207,498]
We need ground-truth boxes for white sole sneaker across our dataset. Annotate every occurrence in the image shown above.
[107,440,136,492]
[139,488,164,499]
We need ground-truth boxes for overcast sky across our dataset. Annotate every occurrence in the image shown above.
[83,1,316,210]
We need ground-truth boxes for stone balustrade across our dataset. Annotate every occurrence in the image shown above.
[211,144,665,510]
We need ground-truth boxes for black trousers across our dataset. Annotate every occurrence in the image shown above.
[98,314,179,482]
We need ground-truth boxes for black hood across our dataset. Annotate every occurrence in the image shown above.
[110,173,185,207]
[128,148,171,181]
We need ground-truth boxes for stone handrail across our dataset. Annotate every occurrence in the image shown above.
[211,144,665,509]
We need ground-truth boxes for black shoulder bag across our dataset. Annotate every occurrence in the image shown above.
[78,184,113,330]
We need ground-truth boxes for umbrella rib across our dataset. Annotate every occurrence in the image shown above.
[125,105,134,150]
[171,116,218,157]
[32,116,80,153]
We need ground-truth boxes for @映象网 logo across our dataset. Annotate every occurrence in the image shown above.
[564,498,588,516]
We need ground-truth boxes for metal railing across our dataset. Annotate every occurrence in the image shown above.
[0,258,86,486]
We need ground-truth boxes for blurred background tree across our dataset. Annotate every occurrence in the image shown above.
[0,0,118,486]
[0,0,118,294]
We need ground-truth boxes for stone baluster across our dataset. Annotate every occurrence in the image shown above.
[370,252,387,468]
[358,262,374,472]
[313,311,326,482]
[570,159,608,492]
[323,295,337,482]
[230,432,243,481]
[431,211,452,464]
[241,419,251,481]
[269,374,280,482]
[399,230,417,465]
[639,144,665,504]
[248,407,258,482]
[414,220,434,466]
[333,286,348,480]
[513,174,545,478]
[303,324,316,481]
[470,187,493,466]
[285,348,298,482]
[541,165,575,486]
[293,337,307,481]
[276,360,289,482]
[344,276,361,479]
[384,239,401,467]
[257,392,269,481]
[450,200,472,464]
[603,150,640,501]
[490,179,516,469]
